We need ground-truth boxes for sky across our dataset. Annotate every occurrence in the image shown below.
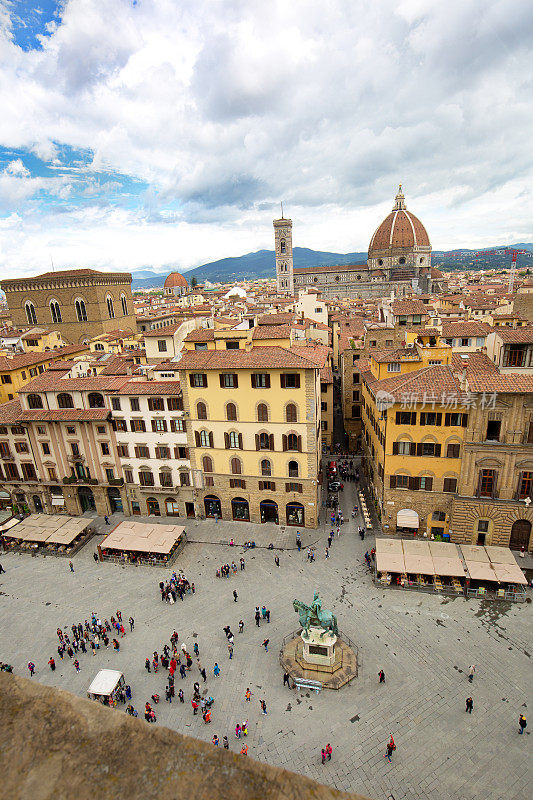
[0,0,532,277]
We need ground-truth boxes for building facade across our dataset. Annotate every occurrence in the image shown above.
[0,269,136,345]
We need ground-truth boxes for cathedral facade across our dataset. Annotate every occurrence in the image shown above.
[274,187,446,298]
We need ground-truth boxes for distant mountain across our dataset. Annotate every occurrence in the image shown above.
[130,243,533,287]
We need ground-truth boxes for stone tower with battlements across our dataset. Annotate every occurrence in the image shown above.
[274,214,294,295]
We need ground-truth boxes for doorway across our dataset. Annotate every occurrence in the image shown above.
[107,488,123,513]
[185,502,195,518]
[78,486,95,512]
[204,495,221,518]
[260,500,279,524]
[509,519,532,550]
[33,495,43,513]
[147,497,161,516]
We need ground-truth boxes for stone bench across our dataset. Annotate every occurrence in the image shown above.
[293,678,322,694]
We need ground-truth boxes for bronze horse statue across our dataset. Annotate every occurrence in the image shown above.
[293,591,338,638]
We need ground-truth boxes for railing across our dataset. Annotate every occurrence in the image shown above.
[279,628,358,677]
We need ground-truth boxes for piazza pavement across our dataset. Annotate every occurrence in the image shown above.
[0,471,531,800]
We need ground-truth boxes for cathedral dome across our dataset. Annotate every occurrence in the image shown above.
[164,272,188,289]
[368,186,430,257]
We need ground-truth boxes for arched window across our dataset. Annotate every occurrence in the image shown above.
[257,403,268,422]
[287,433,298,451]
[202,455,213,473]
[259,432,271,450]
[88,392,104,408]
[199,430,210,447]
[285,403,297,423]
[25,302,37,325]
[75,299,87,322]
[197,401,207,420]
[27,393,43,409]
[57,393,74,409]
[288,460,299,477]
[226,403,237,421]
[228,431,240,448]
[280,239,286,254]
[93,343,105,351]
[106,296,115,319]
[121,294,128,316]
[261,459,272,476]
[50,300,62,324]
[231,457,242,475]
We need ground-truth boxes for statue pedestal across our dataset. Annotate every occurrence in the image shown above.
[301,626,337,668]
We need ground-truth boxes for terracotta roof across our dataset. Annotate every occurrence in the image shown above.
[466,373,533,393]
[368,209,430,254]
[391,300,429,316]
[18,409,111,422]
[177,346,319,371]
[0,347,80,372]
[252,325,292,340]
[289,344,332,368]
[257,313,296,325]
[115,380,181,396]
[143,323,184,338]
[372,348,420,363]
[451,352,499,375]
[490,326,533,344]
[364,364,461,402]
[18,374,129,392]
[441,322,492,338]
[164,272,188,289]
[183,328,215,342]
[0,398,23,423]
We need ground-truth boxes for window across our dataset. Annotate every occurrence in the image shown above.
[428,360,442,365]
[461,338,470,347]
[121,295,128,316]
[419,476,433,490]
[445,413,467,427]
[486,420,501,441]
[421,442,437,456]
[477,469,496,498]
[134,445,150,458]
[199,430,211,447]
[286,482,303,493]
[175,446,188,459]
[432,510,446,522]
[75,299,87,322]
[280,239,286,253]
[167,397,182,411]
[100,442,110,455]
[220,373,238,388]
[420,412,441,426]
[106,296,115,319]
[353,354,360,361]
[446,443,460,458]
[261,459,272,477]
[130,419,146,432]
[412,315,422,326]
[4,463,19,480]
[41,442,50,455]
[252,373,270,388]
[396,441,412,456]
[124,469,134,483]
[54,392,74,410]
[160,472,174,488]
[518,472,533,500]
[231,457,242,475]
[148,397,165,411]
[47,466,57,481]
[285,433,301,451]
[155,446,171,459]
[387,363,401,373]
[0,441,10,458]
[97,425,106,434]
[14,442,29,453]
[280,373,300,389]
[50,300,62,324]
[321,420,328,430]
[139,470,154,487]
[114,420,127,432]
[321,402,327,411]
[259,480,276,491]
[25,302,37,325]
[111,398,121,411]
[352,391,359,402]
[21,463,37,481]
[130,397,140,411]
[352,406,361,419]
[395,474,409,489]
[105,468,114,482]
[117,445,129,457]
[285,403,297,423]
[88,392,104,408]
[180,472,190,487]
[288,460,299,478]
[226,431,241,449]
[352,372,360,384]
[27,393,43,409]
[158,340,167,352]
[195,343,208,350]
[226,403,237,421]
[205,476,214,487]
[385,339,393,347]
[197,401,207,420]
[202,455,213,472]
[37,426,46,435]
[477,520,489,532]
[225,341,239,349]
[259,432,271,450]
[398,316,408,326]
[191,373,208,388]
[476,337,485,347]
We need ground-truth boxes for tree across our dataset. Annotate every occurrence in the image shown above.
[191,276,198,289]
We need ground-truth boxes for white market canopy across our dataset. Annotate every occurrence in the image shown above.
[87,669,124,696]
[100,520,185,555]
[2,514,89,544]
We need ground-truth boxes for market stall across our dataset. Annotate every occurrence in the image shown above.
[98,520,186,566]
[87,669,125,706]
[0,514,92,556]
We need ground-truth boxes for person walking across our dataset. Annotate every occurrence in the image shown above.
[28,661,35,677]
[519,714,527,734]
[69,561,74,572]
[325,743,332,761]
[200,667,207,682]
[260,699,267,715]
[240,744,248,756]
[262,639,269,653]
[0,563,5,573]
[266,609,270,623]
[48,657,55,671]
[104,515,110,524]
[178,688,184,703]
[129,616,134,631]
[233,590,238,602]
[245,688,251,702]
[238,619,244,633]
[255,609,261,627]
[274,555,280,567]
[214,662,220,677]
[212,735,219,746]
[325,547,329,560]
[228,643,234,659]
[193,642,199,657]
[223,736,229,749]
[283,672,291,688]
[468,665,475,683]
[73,659,80,672]
[321,748,326,764]
[384,741,394,762]
[191,699,199,715]
[235,723,242,738]
[378,669,385,683]
[465,697,473,713]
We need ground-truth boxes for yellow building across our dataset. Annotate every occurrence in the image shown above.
[179,344,322,528]
[0,344,89,405]
[21,328,65,352]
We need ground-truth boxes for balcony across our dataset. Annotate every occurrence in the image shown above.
[67,454,85,464]
[1,452,14,461]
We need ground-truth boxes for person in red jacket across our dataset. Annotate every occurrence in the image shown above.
[48,657,55,671]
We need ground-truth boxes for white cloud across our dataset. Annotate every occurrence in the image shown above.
[0,0,531,276]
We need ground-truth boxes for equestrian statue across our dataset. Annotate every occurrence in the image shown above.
[293,591,338,639]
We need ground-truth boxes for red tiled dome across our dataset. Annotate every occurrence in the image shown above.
[368,187,430,256]
[164,272,188,289]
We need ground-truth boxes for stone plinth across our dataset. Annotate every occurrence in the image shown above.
[301,626,337,667]
[281,630,358,690]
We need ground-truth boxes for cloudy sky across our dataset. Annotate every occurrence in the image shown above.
[0,0,532,277]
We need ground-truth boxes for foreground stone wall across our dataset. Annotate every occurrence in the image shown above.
[0,673,371,800]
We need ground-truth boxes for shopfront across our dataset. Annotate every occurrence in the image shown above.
[204,495,222,518]
[231,497,249,521]
[286,502,305,526]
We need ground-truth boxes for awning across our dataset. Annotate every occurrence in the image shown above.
[376,553,406,573]
[465,561,496,581]
[403,540,431,556]
[404,554,434,574]
[460,545,489,562]
[491,563,527,585]
[0,517,20,532]
[432,556,465,577]
[87,669,124,696]
[397,509,419,528]
[375,538,403,554]
[485,546,516,565]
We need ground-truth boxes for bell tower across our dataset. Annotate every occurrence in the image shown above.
[273,209,294,295]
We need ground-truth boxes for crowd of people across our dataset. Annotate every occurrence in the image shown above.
[215,558,245,578]
[158,571,195,603]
